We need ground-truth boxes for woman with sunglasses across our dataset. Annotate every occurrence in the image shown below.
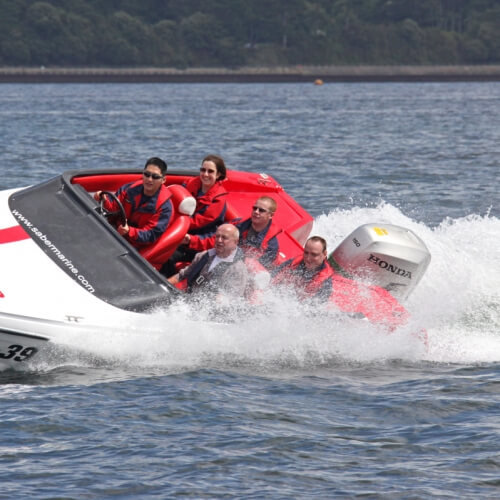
[94,157,172,251]
[185,154,228,236]
[161,155,228,277]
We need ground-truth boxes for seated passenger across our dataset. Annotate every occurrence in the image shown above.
[186,154,228,236]
[184,196,281,269]
[168,224,248,299]
[273,236,411,330]
[272,236,333,301]
[93,157,172,250]
[161,154,228,276]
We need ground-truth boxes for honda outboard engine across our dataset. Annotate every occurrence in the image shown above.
[328,223,431,301]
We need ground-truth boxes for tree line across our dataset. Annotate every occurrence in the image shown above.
[1,0,499,68]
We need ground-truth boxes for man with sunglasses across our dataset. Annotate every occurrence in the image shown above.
[180,196,282,270]
[93,157,172,250]
[272,236,333,301]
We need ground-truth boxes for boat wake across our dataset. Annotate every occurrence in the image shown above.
[316,203,500,364]
[16,203,500,378]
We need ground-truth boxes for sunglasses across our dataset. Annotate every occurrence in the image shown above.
[143,171,163,180]
[252,206,269,214]
[200,167,217,174]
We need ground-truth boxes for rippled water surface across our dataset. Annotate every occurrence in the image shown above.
[0,82,499,498]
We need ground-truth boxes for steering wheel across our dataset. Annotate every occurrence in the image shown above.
[97,191,127,227]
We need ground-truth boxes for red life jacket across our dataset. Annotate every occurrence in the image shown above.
[107,180,172,247]
[237,218,282,266]
[273,256,410,330]
[272,257,334,299]
[184,178,228,235]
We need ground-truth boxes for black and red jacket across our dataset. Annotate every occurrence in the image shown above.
[272,257,334,300]
[184,177,227,236]
[104,180,172,248]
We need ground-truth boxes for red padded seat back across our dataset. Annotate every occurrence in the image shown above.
[139,184,195,269]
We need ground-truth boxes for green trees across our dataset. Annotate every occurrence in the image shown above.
[0,0,498,67]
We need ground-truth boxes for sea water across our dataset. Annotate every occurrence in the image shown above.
[0,82,498,498]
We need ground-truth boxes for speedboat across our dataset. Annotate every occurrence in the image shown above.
[0,168,430,370]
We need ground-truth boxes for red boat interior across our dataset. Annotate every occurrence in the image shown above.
[71,169,313,270]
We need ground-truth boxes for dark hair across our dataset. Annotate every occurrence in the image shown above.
[307,236,327,252]
[202,154,226,181]
[144,157,167,175]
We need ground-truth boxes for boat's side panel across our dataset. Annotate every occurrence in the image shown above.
[0,328,48,370]
[0,185,168,365]
[6,176,177,312]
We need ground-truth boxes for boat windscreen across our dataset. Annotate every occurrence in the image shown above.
[8,175,176,312]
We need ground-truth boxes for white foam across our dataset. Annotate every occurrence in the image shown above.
[33,204,500,371]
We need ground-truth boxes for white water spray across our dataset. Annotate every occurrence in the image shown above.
[30,204,500,373]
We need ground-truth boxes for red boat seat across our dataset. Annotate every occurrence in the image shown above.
[139,184,196,270]
[224,201,242,223]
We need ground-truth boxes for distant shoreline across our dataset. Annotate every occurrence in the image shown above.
[1,65,499,83]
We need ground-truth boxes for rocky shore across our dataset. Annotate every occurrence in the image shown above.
[1,65,499,83]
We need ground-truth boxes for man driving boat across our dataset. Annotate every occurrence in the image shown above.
[94,157,172,250]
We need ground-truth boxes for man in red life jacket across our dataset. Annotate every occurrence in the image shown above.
[272,236,333,300]
[273,235,410,330]
[183,196,281,270]
[168,223,249,299]
[93,157,172,250]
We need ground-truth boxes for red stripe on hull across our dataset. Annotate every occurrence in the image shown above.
[0,225,30,244]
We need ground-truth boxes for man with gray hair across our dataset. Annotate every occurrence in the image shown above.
[168,223,249,298]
